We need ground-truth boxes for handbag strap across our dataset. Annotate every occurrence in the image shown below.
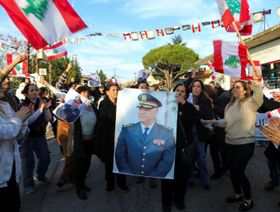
[178,115,192,145]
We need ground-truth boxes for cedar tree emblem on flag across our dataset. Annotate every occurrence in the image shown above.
[213,40,248,78]
[224,55,240,69]
[0,0,87,50]
[216,0,252,35]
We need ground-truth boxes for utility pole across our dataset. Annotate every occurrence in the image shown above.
[48,60,52,84]
[26,42,37,74]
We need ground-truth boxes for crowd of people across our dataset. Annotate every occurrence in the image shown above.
[0,54,280,212]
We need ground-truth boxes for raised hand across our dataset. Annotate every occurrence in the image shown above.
[176,92,186,105]
[14,54,28,64]
[271,91,280,102]
[66,63,72,72]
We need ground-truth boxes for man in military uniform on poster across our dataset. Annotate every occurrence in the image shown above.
[115,93,176,178]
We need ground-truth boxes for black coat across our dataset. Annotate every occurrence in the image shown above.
[73,103,98,159]
[183,77,216,141]
[258,95,280,113]
[94,95,116,163]
[193,93,215,142]
[20,97,48,137]
[176,102,200,150]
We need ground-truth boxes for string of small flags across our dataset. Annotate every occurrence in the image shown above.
[0,8,278,48]
[62,8,277,44]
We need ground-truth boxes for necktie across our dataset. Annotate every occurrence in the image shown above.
[143,127,149,139]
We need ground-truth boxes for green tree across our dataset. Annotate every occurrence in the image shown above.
[168,35,186,46]
[96,70,107,83]
[142,44,199,90]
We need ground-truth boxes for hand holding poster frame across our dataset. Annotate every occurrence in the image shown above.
[113,88,178,179]
[53,89,90,123]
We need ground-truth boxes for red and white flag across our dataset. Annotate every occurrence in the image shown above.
[156,29,165,37]
[6,53,29,77]
[131,32,139,41]
[216,0,252,35]
[211,20,221,28]
[43,41,67,60]
[123,33,131,40]
[208,60,214,68]
[243,60,264,83]
[192,23,201,33]
[213,40,248,78]
[267,108,280,119]
[0,0,87,50]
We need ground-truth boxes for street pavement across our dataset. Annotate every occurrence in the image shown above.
[20,136,280,212]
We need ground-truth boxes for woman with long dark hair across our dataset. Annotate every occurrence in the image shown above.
[161,83,199,212]
[188,79,214,190]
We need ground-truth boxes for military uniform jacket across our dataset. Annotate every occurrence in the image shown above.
[115,122,175,178]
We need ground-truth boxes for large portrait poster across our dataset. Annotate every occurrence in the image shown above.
[113,88,178,179]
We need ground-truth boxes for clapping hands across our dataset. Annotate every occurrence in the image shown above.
[16,106,31,121]
[39,99,52,112]
[261,117,280,144]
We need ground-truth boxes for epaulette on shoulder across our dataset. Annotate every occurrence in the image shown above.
[123,123,136,128]
[166,126,173,131]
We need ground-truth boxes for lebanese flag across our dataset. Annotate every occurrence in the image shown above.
[0,0,87,50]
[192,23,201,33]
[216,0,252,35]
[213,40,248,78]
[211,20,221,28]
[242,60,264,83]
[6,53,29,77]
[43,41,67,60]
[123,33,131,40]
[156,29,164,37]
